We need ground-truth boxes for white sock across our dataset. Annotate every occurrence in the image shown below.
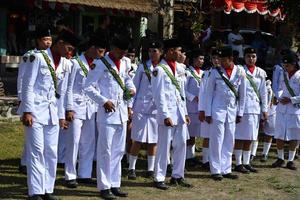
[277,149,284,160]
[288,151,296,162]
[251,141,259,156]
[234,150,243,165]
[147,156,155,171]
[202,148,209,163]
[242,150,251,165]
[262,142,272,156]
[129,155,137,170]
[186,145,195,159]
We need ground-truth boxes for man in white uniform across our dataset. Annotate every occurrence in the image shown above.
[64,35,107,188]
[22,30,78,200]
[204,46,246,181]
[84,35,136,200]
[17,26,52,174]
[152,39,191,190]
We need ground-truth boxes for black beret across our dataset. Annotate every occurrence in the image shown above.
[211,48,220,56]
[218,46,233,58]
[57,29,80,47]
[282,53,298,64]
[244,47,256,55]
[191,49,204,59]
[148,41,163,49]
[88,34,108,49]
[35,26,52,39]
[163,38,181,50]
[112,35,130,50]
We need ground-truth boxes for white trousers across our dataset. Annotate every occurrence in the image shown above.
[209,119,235,175]
[57,129,67,163]
[78,114,97,178]
[21,139,27,166]
[65,114,97,180]
[26,122,59,196]
[154,124,187,182]
[97,123,126,190]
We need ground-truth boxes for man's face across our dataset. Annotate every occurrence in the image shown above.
[220,57,233,67]
[245,53,257,66]
[193,55,205,68]
[89,46,106,59]
[57,40,75,58]
[113,47,127,60]
[126,52,136,63]
[167,47,182,61]
[148,48,162,62]
[211,55,220,67]
[283,63,297,73]
[37,37,52,50]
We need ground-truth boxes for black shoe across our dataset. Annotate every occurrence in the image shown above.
[19,164,27,174]
[202,162,210,171]
[65,179,78,188]
[128,169,137,180]
[186,158,200,167]
[244,164,258,173]
[167,164,173,174]
[211,174,223,181]
[223,173,239,179]
[100,190,116,200]
[294,155,298,160]
[111,187,128,197]
[272,158,285,168]
[260,154,268,162]
[170,177,192,188]
[43,193,59,200]
[28,195,43,200]
[250,155,255,162]
[77,178,95,184]
[234,165,250,174]
[154,181,169,190]
[286,161,297,170]
[145,171,154,178]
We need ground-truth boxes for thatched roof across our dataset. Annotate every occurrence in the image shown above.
[45,0,159,13]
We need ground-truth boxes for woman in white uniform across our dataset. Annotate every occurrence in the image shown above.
[234,48,268,173]
[185,49,205,166]
[260,80,277,162]
[272,52,300,170]
[128,41,163,179]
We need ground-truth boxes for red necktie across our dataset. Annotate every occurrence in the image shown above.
[247,65,255,74]
[85,55,94,68]
[109,52,121,71]
[166,60,176,75]
[51,49,61,70]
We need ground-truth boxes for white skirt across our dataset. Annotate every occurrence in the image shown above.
[131,112,158,143]
[187,113,201,137]
[200,121,210,138]
[275,113,300,141]
[235,114,259,140]
[264,113,276,136]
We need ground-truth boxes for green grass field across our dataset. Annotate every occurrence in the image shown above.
[0,121,300,200]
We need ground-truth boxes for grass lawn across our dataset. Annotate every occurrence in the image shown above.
[0,121,300,200]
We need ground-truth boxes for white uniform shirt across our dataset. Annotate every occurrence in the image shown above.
[185,66,204,114]
[130,59,156,114]
[84,54,136,125]
[151,59,188,125]
[22,48,70,125]
[272,64,284,98]
[277,70,300,114]
[204,65,246,123]
[66,54,98,120]
[198,69,211,112]
[243,66,268,114]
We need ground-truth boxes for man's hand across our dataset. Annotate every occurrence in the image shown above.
[205,116,212,124]
[66,111,75,122]
[129,89,136,97]
[236,116,242,124]
[194,96,199,103]
[185,115,191,125]
[103,100,116,113]
[262,112,268,121]
[279,97,291,105]
[59,119,69,129]
[128,107,133,121]
[164,118,174,127]
[22,113,33,127]
[199,111,205,122]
